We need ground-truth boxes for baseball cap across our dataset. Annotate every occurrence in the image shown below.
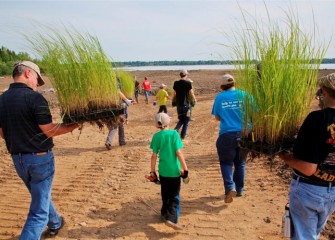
[156,113,171,128]
[318,73,335,90]
[160,83,167,88]
[14,61,45,86]
[180,69,188,75]
[221,74,235,86]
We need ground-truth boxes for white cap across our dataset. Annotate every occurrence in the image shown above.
[156,113,171,128]
[180,69,188,75]
[14,61,45,86]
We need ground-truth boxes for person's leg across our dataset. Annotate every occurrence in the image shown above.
[13,152,61,240]
[162,105,168,113]
[289,179,333,240]
[233,138,246,196]
[106,124,117,149]
[135,90,139,103]
[180,115,190,139]
[160,176,170,220]
[174,106,184,132]
[158,105,164,113]
[144,91,149,104]
[160,176,181,224]
[216,133,238,202]
[175,106,190,139]
[118,122,126,146]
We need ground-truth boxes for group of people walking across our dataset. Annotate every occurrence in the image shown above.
[0,61,335,239]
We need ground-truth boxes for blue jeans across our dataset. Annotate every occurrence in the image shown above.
[174,105,190,139]
[144,90,150,103]
[289,178,335,240]
[160,176,181,223]
[216,132,246,194]
[11,151,62,240]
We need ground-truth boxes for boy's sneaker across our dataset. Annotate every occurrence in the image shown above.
[160,213,167,222]
[224,189,237,203]
[165,220,183,230]
[45,217,65,238]
[105,143,112,150]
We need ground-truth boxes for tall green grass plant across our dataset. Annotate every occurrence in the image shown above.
[25,26,125,120]
[227,7,327,146]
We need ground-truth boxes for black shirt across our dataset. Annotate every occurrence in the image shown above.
[173,79,192,106]
[293,108,335,182]
[0,83,53,154]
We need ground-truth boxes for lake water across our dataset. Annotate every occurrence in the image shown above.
[119,64,335,71]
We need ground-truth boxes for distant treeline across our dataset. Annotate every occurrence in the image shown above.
[112,60,233,67]
[113,59,335,67]
[0,46,32,76]
[1,45,335,76]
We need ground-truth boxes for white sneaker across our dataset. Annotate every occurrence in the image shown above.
[165,220,183,230]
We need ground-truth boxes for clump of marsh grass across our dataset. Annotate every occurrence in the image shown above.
[117,70,135,99]
[25,26,127,126]
[225,6,328,150]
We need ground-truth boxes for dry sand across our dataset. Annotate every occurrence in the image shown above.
[0,69,334,240]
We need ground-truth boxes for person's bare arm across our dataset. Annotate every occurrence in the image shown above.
[176,149,188,171]
[189,89,197,102]
[39,123,78,138]
[118,89,136,105]
[0,128,3,139]
[280,153,318,176]
[151,153,158,172]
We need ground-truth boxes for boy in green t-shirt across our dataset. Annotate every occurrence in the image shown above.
[149,112,188,230]
[155,83,170,113]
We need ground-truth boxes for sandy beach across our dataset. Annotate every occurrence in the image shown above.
[0,69,334,240]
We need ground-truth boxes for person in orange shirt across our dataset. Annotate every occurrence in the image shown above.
[141,77,151,104]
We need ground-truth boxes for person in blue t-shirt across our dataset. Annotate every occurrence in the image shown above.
[211,73,252,204]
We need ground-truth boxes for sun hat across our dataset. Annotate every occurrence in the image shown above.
[14,61,45,86]
[318,73,335,90]
[221,74,235,86]
[156,113,171,128]
[160,83,167,88]
[180,69,188,75]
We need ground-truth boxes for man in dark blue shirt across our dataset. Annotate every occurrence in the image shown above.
[0,61,78,239]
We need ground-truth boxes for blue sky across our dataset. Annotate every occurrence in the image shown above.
[0,0,334,61]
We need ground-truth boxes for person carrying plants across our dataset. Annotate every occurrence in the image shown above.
[141,76,151,104]
[0,61,79,239]
[105,90,135,150]
[185,78,196,120]
[211,73,252,203]
[172,69,197,140]
[134,76,140,104]
[279,72,335,240]
[149,112,189,230]
[156,83,170,113]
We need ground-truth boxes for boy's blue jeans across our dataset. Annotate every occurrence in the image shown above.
[159,176,181,223]
[11,151,62,240]
[216,132,246,194]
[289,178,335,240]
